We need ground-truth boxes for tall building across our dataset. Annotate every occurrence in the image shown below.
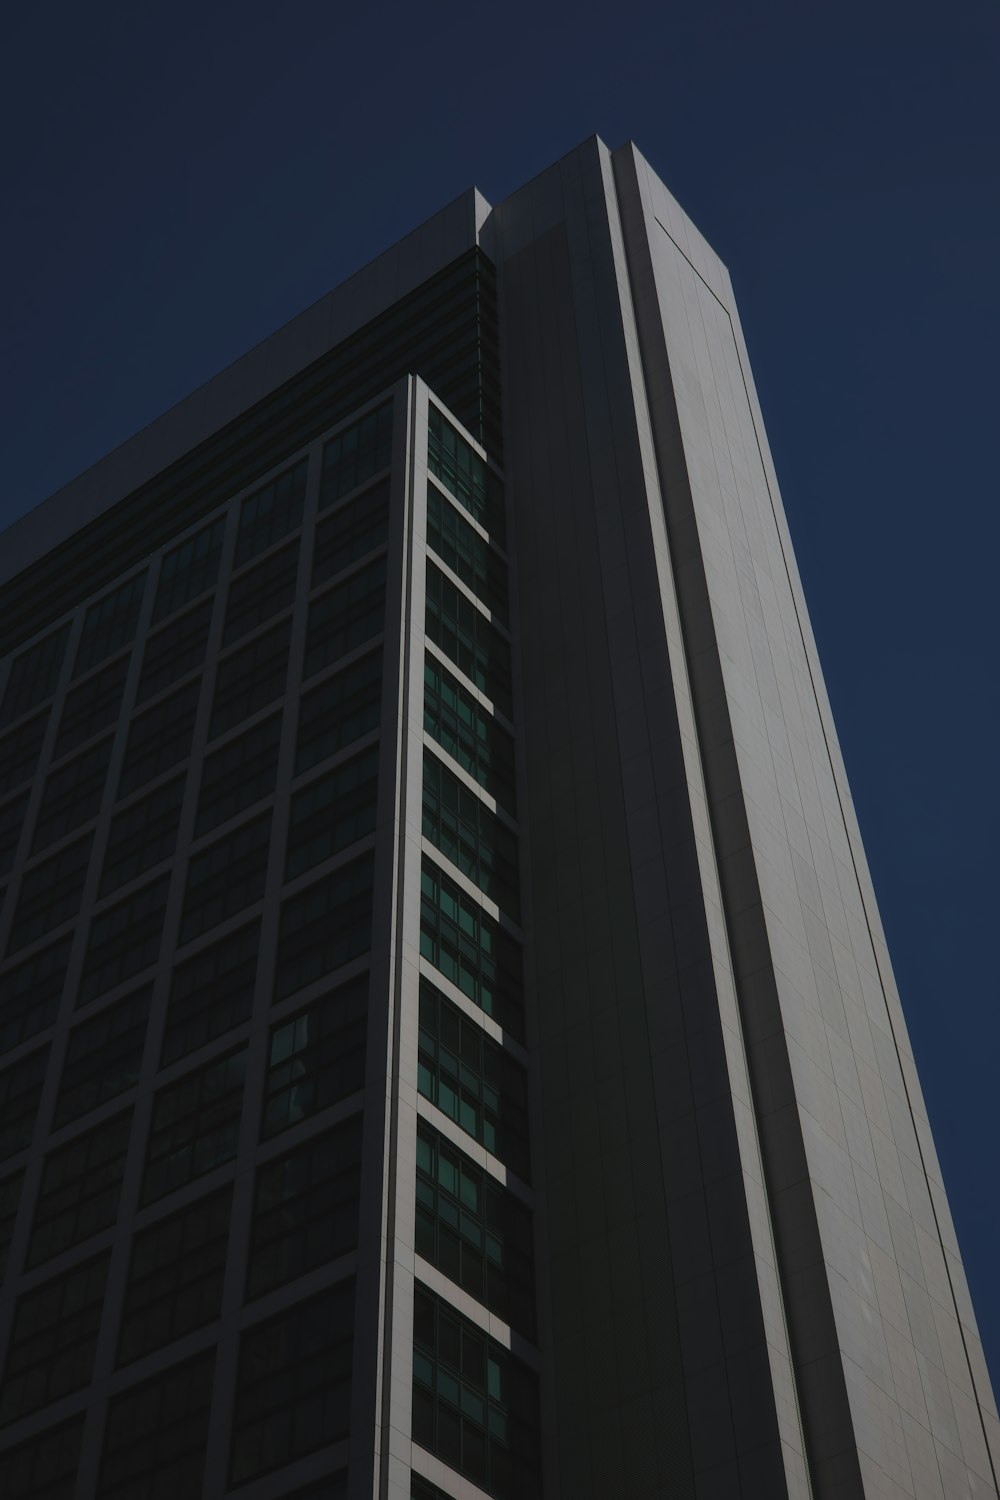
[0,136,995,1500]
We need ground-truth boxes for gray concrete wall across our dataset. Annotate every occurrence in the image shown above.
[612,140,999,1499]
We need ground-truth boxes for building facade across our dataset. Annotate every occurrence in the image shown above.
[0,137,995,1500]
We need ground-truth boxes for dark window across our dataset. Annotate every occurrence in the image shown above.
[0,938,70,1055]
[422,750,519,919]
[100,775,185,896]
[97,1350,215,1500]
[31,734,113,852]
[286,747,378,880]
[54,652,129,756]
[420,860,523,1038]
[262,976,368,1139]
[412,1285,541,1498]
[229,1281,354,1486]
[209,617,291,739]
[1,1167,25,1281]
[0,1251,109,1424]
[274,853,374,1001]
[234,458,309,567]
[0,790,28,878]
[416,1123,534,1337]
[179,810,272,945]
[313,478,390,587]
[284,1477,349,1500]
[136,596,213,704]
[74,573,146,678]
[162,919,259,1065]
[424,656,515,814]
[418,981,530,1180]
[0,1045,49,1162]
[412,1475,453,1500]
[1,624,70,727]
[140,1047,246,1206]
[118,1185,232,1365]
[303,555,386,681]
[428,403,505,543]
[319,400,393,508]
[246,1115,362,1300]
[195,712,281,836]
[0,709,48,792]
[26,1109,133,1268]
[223,538,298,646]
[118,677,200,796]
[425,561,511,719]
[77,875,169,1007]
[0,1416,84,1500]
[53,985,151,1128]
[427,484,508,624]
[295,648,381,776]
[6,832,93,954]
[153,516,226,623]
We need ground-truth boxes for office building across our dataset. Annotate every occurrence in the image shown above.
[0,136,996,1499]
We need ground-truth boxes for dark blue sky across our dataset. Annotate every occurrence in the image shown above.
[3,0,998,1390]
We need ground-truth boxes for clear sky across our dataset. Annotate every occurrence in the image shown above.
[2,0,998,1394]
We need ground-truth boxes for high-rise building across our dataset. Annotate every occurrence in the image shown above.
[0,135,995,1500]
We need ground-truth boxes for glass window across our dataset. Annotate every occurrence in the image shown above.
[422,750,519,919]
[303,555,386,681]
[262,975,368,1139]
[295,647,381,776]
[0,1251,109,1424]
[234,458,308,567]
[424,656,515,814]
[74,572,146,678]
[0,1415,83,1500]
[418,981,530,1180]
[195,712,281,837]
[136,595,213,704]
[53,984,152,1128]
[412,1475,452,1500]
[118,677,200,796]
[312,478,390,587]
[6,831,93,954]
[412,1284,540,1497]
[425,561,511,719]
[0,1044,49,1162]
[26,1109,133,1268]
[416,1122,534,1337]
[140,1047,246,1205]
[319,401,393,509]
[100,775,185,896]
[209,617,291,739]
[0,708,48,792]
[0,938,70,1056]
[31,733,113,852]
[0,1166,25,1281]
[153,516,225,624]
[54,652,129,757]
[274,853,374,1001]
[246,1115,362,1299]
[427,403,505,544]
[98,1350,215,1500]
[0,789,28,878]
[427,484,508,624]
[223,537,298,646]
[118,1184,232,1365]
[161,919,259,1066]
[179,810,272,945]
[229,1281,354,1485]
[0,623,70,727]
[77,874,169,1007]
[419,860,523,1038]
[285,746,378,880]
